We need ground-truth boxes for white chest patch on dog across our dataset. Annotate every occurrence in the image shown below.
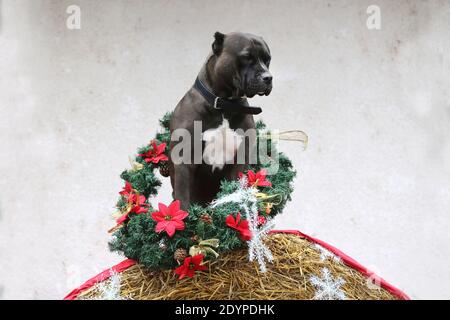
[202,118,243,171]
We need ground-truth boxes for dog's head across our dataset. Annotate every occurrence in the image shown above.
[211,32,272,98]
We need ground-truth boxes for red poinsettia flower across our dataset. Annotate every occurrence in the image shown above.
[151,200,188,237]
[116,193,148,224]
[119,181,133,199]
[130,194,148,210]
[138,140,168,164]
[174,254,208,279]
[226,212,252,241]
[126,193,145,206]
[119,181,134,203]
[238,169,272,188]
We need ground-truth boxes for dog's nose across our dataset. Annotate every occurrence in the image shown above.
[262,73,272,85]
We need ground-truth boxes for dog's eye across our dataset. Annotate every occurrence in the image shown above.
[241,54,253,63]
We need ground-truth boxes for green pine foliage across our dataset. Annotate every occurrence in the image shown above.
[120,167,161,198]
[109,112,296,270]
[155,111,172,153]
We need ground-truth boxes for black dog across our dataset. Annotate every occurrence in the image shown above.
[169,32,272,209]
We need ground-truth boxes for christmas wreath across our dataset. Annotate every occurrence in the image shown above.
[108,112,296,278]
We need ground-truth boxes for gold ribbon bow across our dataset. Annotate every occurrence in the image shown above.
[189,239,220,258]
[259,130,308,150]
[129,156,144,172]
[255,192,283,205]
[255,192,283,215]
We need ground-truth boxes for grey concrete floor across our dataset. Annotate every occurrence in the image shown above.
[0,0,449,299]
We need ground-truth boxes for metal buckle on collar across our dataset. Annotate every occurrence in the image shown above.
[213,97,221,110]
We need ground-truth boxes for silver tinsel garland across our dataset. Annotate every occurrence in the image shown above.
[211,177,274,272]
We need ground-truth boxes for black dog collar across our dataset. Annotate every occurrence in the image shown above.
[194,77,262,115]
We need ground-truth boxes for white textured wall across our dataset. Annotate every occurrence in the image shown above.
[0,0,449,299]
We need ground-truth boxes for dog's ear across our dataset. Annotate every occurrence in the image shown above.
[212,31,225,56]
